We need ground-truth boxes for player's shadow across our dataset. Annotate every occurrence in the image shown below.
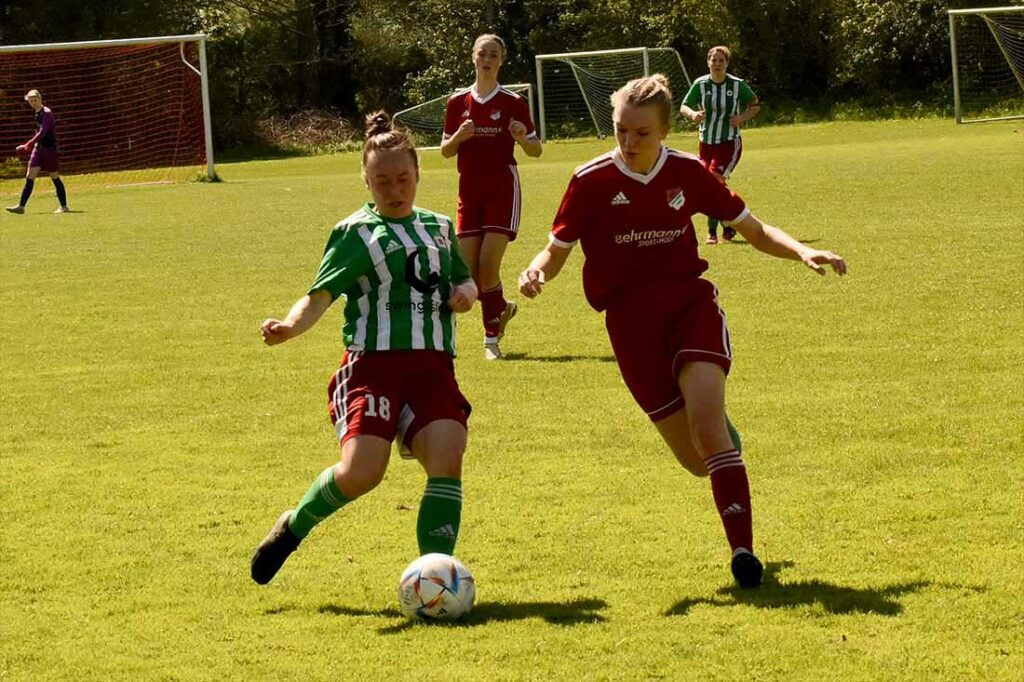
[501,352,616,363]
[665,561,936,617]
[373,597,609,634]
[272,596,608,633]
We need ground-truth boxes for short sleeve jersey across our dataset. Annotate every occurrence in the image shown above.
[308,204,472,355]
[550,147,749,312]
[682,74,758,144]
[442,85,537,189]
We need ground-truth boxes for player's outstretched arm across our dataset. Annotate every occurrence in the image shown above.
[261,288,334,346]
[448,279,478,313]
[731,213,847,276]
[519,242,572,298]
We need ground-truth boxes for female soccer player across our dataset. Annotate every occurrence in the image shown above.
[679,46,759,244]
[251,112,478,585]
[5,89,70,215]
[441,34,542,360]
[518,75,846,588]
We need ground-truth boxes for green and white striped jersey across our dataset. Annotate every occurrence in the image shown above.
[682,74,758,144]
[308,203,471,355]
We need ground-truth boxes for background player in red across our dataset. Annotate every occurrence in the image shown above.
[441,34,543,360]
[518,75,846,588]
[5,89,70,215]
[250,112,478,585]
[679,46,760,244]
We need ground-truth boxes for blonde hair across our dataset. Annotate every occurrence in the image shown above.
[610,74,673,128]
[472,34,506,58]
[707,46,731,62]
[362,110,418,168]
[24,89,41,100]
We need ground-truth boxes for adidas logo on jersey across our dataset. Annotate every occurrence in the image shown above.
[385,241,404,255]
[611,192,630,205]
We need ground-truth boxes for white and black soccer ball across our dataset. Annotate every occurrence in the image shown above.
[397,553,476,620]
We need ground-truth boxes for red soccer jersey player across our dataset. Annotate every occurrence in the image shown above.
[441,34,542,360]
[519,75,846,589]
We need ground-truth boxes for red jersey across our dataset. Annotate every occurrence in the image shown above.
[550,146,748,312]
[443,85,536,188]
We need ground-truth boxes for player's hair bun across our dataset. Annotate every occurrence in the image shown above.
[365,111,393,139]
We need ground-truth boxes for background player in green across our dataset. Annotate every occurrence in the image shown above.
[680,46,760,244]
[251,112,478,585]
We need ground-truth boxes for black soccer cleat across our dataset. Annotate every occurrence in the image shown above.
[730,549,764,589]
[722,226,736,241]
[251,510,301,585]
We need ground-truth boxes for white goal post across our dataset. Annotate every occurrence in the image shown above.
[0,34,215,192]
[535,47,691,140]
[393,83,535,149]
[948,6,1024,123]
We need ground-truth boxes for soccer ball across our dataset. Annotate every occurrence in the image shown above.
[397,553,476,620]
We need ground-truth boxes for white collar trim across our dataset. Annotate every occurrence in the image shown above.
[472,84,502,104]
[612,146,668,185]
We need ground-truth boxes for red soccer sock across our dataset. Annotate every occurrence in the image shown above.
[706,449,754,553]
[479,284,507,339]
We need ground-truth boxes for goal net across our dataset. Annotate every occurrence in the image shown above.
[535,48,691,140]
[394,83,534,148]
[948,6,1024,123]
[0,35,214,196]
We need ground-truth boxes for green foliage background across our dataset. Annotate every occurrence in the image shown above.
[3,0,1021,148]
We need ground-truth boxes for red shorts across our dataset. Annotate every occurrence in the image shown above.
[698,139,742,179]
[456,164,521,241]
[327,349,471,452]
[28,147,60,174]
[604,279,732,421]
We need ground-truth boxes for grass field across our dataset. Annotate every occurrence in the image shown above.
[2,119,1022,680]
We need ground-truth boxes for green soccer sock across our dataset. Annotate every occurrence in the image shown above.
[726,415,743,454]
[416,478,462,555]
[287,466,352,539]
[708,218,719,236]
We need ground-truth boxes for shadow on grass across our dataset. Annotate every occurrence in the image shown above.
[374,597,609,634]
[665,561,936,617]
[501,352,616,363]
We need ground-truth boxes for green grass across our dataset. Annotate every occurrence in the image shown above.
[2,119,1022,680]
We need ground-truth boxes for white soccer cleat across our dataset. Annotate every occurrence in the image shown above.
[483,341,501,361]
[54,205,70,214]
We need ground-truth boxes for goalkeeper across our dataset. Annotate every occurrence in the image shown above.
[5,90,70,215]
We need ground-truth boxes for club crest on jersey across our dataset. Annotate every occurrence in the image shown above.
[490,109,501,120]
[667,188,685,210]
[461,110,470,118]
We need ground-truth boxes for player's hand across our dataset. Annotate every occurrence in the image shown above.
[518,268,546,298]
[260,318,295,346]
[447,284,476,313]
[692,111,705,123]
[15,145,26,154]
[730,114,744,127]
[456,119,475,141]
[509,119,527,142]
[800,250,847,276]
